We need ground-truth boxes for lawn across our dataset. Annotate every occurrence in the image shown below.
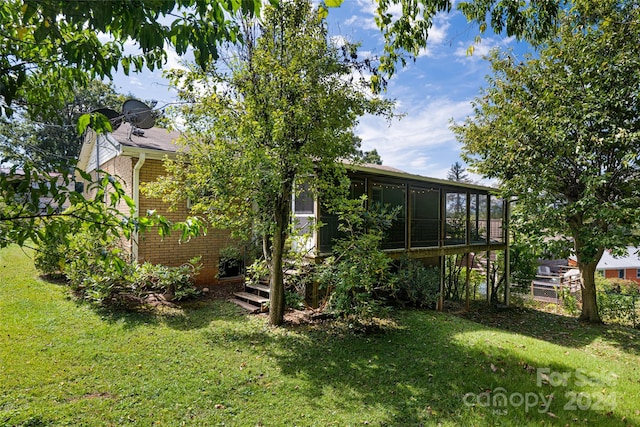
[1,245,639,426]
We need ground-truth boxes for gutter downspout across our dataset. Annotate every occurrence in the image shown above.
[132,153,146,261]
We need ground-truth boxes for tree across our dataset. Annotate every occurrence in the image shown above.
[357,148,383,165]
[1,0,562,117]
[452,1,640,323]
[0,0,262,117]
[447,161,471,183]
[147,0,393,326]
[0,81,127,169]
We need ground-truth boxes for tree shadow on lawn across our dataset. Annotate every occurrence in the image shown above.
[455,303,640,356]
[71,296,249,331]
[202,310,635,426]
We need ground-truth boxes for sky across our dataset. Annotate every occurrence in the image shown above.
[110,0,533,181]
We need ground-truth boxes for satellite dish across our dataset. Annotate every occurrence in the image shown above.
[91,108,122,131]
[122,99,155,130]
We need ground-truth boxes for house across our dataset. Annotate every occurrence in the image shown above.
[292,163,510,308]
[77,123,510,303]
[294,163,508,260]
[596,247,640,284]
[77,124,239,285]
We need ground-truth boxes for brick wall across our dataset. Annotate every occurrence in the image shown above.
[604,268,640,284]
[137,158,236,285]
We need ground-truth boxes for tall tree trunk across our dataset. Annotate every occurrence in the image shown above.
[578,260,602,323]
[268,180,293,326]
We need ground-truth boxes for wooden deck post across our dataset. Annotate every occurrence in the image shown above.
[438,255,445,311]
[465,252,470,311]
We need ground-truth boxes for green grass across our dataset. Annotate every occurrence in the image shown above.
[2,245,640,426]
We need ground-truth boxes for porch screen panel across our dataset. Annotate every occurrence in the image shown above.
[372,182,406,249]
[489,197,505,243]
[318,179,365,253]
[445,191,467,245]
[469,193,488,244]
[410,187,439,248]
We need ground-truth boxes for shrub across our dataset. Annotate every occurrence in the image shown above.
[34,229,66,278]
[317,198,398,320]
[391,256,440,308]
[64,229,135,304]
[61,229,201,305]
[133,258,202,301]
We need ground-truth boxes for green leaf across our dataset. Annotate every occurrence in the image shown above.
[324,0,344,7]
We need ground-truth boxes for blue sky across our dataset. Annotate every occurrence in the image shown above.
[111,0,532,181]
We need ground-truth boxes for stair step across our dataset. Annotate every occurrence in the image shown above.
[246,283,270,294]
[229,298,260,313]
[234,291,269,304]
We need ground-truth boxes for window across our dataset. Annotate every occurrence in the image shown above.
[489,196,505,243]
[618,269,625,279]
[469,193,488,244]
[294,182,314,214]
[292,180,315,252]
[637,269,640,279]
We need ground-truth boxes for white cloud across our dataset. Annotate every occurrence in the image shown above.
[355,97,473,179]
[454,36,516,61]
[164,43,189,72]
[128,76,144,87]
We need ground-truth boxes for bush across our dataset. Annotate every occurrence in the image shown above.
[60,229,201,305]
[391,256,440,308]
[34,229,66,278]
[597,291,638,326]
[317,198,398,320]
[134,259,202,301]
[63,229,135,304]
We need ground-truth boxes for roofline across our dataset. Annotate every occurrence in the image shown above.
[119,145,179,160]
[347,164,498,192]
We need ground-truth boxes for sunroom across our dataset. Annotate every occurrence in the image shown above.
[292,164,511,307]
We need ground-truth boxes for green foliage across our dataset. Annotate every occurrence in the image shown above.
[149,0,393,326]
[63,230,201,305]
[509,239,541,291]
[285,289,305,310]
[134,258,202,301]
[317,197,398,320]
[594,276,640,327]
[33,228,66,278]
[372,0,559,90]
[452,3,640,322]
[0,0,261,117]
[559,287,580,316]
[391,256,440,308]
[597,292,638,327]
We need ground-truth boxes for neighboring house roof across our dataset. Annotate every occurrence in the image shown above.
[597,247,640,270]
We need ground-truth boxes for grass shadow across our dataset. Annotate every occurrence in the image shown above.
[455,302,640,356]
[201,309,636,426]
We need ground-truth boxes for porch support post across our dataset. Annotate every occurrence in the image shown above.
[486,250,491,304]
[465,252,470,311]
[438,255,445,311]
[504,199,511,306]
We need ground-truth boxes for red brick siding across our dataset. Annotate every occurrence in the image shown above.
[604,268,640,284]
[137,159,236,285]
